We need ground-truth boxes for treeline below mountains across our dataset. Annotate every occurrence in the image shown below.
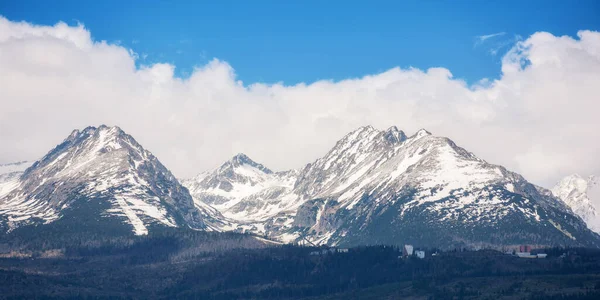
[1,228,600,299]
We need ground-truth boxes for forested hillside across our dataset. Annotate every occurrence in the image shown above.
[1,229,600,299]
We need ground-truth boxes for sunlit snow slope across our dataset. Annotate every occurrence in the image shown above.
[553,175,600,233]
[0,161,33,198]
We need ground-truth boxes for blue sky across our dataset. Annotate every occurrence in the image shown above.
[1,1,600,184]
[2,0,599,85]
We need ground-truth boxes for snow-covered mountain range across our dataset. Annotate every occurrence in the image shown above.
[183,126,600,248]
[552,175,600,233]
[1,125,598,249]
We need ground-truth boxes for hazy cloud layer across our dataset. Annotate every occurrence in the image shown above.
[1,17,599,186]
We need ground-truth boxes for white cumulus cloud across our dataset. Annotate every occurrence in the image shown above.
[0,16,599,187]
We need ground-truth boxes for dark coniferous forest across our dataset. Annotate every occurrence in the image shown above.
[1,224,600,299]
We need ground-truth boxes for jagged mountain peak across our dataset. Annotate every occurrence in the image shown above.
[188,153,276,192]
[0,126,204,235]
[557,173,587,190]
[293,126,448,199]
[226,153,272,174]
[26,125,150,181]
[355,124,377,132]
[335,125,380,145]
[411,128,432,139]
[330,125,409,154]
[231,153,252,162]
[334,126,434,153]
[183,153,298,219]
[65,125,124,141]
[552,174,598,199]
[58,125,135,153]
[187,153,278,195]
[383,126,407,144]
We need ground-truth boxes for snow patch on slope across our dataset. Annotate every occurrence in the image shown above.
[0,161,33,198]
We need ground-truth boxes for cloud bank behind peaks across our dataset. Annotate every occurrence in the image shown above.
[0,16,599,186]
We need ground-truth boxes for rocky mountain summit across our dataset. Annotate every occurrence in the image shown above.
[0,125,204,235]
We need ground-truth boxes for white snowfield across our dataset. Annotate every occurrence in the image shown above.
[552,174,600,233]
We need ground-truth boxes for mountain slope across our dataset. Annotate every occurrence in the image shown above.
[185,126,600,249]
[0,161,33,198]
[0,125,204,235]
[552,175,600,233]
